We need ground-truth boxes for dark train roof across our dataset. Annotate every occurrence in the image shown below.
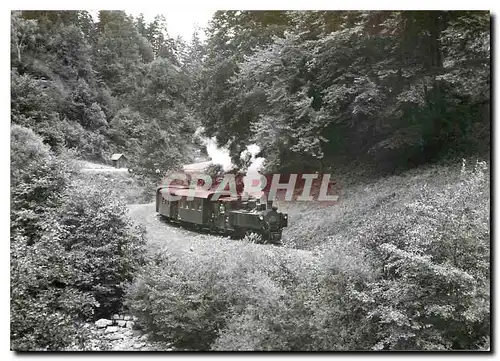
[159,186,239,201]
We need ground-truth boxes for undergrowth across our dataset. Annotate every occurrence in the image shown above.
[125,159,490,350]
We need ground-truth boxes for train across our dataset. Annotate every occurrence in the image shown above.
[155,183,288,244]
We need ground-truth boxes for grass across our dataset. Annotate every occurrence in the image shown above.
[280,160,474,251]
[74,169,151,204]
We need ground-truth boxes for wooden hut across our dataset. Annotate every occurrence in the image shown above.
[111,153,127,168]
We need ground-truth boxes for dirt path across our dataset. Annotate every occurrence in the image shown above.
[127,203,233,254]
[77,160,129,173]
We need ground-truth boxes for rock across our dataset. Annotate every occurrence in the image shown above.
[166,348,173,351]
[140,334,149,342]
[112,314,120,320]
[117,320,126,327]
[124,315,132,321]
[133,343,143,349]
[126,321,135,329]
[132,316,138,322]
[106,333,123,341]
[105,326,119,333]
[131,330,142,338]
[95,319,113,328]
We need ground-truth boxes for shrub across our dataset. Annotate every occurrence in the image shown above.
[59,119,111,161]
[11,71,67,150]
[11,125,71,243]
[212,238,376,351]
[125,245,313,350]
[11,188,147,349]
[211,283,319,351]
[10,125,148,349]
[350,160,490,350]
[204,163,224,179]
[11,230,98,351]
[57,184,147,316]
[126,231,376,351]
[10,125,90,350]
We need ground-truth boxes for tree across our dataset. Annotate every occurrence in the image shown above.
[11,11,38,65]
[94,11,146,96]
[198,11,292,168]
[146,15,176,61]
[198,11,490,172]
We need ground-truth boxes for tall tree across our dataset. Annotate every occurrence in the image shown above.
[197,10,490,173]
[198,11,292,167]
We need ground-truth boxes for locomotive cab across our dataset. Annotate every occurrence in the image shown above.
[226,197,287,244]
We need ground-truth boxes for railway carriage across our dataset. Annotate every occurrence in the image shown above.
[156,184,288,244]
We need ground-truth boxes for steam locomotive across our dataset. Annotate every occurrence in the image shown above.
[155,184,288,244]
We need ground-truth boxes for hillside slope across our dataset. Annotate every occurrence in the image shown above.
[280,159,489,251]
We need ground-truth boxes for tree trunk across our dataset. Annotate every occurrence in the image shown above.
[428,12,446,155]
[16,42,22,63]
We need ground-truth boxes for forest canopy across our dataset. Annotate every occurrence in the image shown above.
[11,10,203,179]
[11,10,490,176]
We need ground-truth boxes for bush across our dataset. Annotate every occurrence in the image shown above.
[353,160,490,350]
[10,125,148,349]
[10,125,90,350]
[11,189,147,350]
[57,184,147,316]
[11,230,97,351]
[11,71,67,150]
[212,237,376,351]
[59,119,111,161]
[125,245,314,350]
[11,124,72,243]
[204,163,224,179]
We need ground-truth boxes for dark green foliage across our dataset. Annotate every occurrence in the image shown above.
[126,254,229,350]
[93,11,145,96]
[57,185,147,316]
[10,126,89,350]
[356,161,490,350]
[197,11,490,173]
[11,10,199,177]
[125,246,304,350]
[10,125,72,242]
[204,163,225,179]
[198,11,293,167]
[12,10,490,174]
[10,125,148,350]
[125,161,489,351]
[11,230,98,351]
